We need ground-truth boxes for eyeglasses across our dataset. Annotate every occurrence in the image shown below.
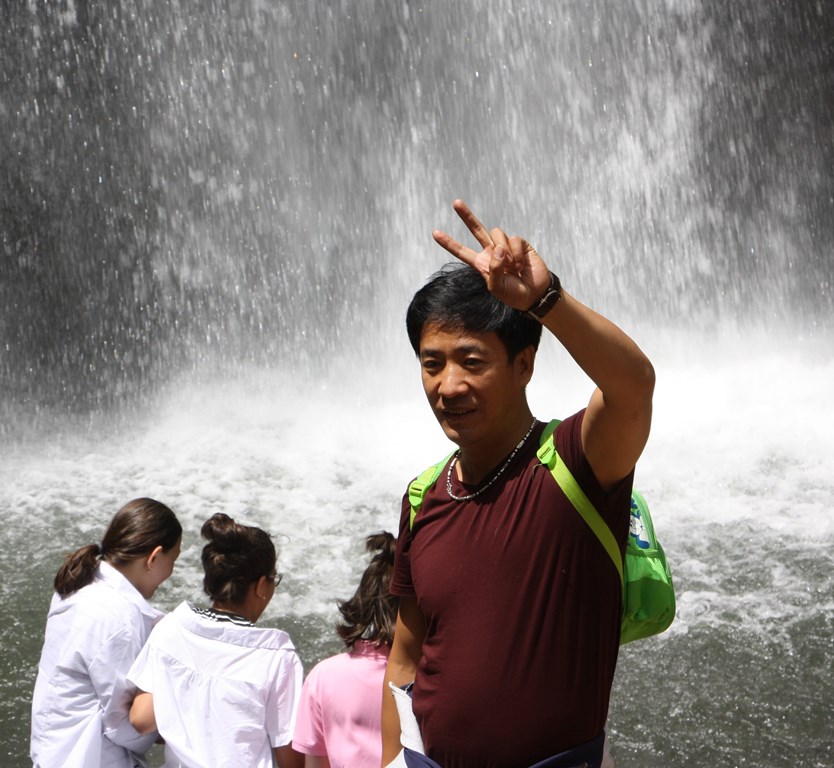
[267,573,283,587]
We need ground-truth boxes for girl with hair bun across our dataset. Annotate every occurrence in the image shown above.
[292,531,398,768]
[30,497,182,768]
[127,513,304,768]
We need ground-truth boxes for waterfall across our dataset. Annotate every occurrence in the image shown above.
[2,1,831,414]
[1,2,832,766]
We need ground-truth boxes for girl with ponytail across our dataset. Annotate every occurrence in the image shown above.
[127,513,304,768]
[292,531,399,768]
[31,498,182,768]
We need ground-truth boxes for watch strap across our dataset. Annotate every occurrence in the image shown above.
[526,271,562,320]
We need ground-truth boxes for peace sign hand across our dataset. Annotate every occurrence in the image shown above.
[432,200,553,312]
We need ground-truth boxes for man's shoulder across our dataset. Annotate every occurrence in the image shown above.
[549,409,585,445]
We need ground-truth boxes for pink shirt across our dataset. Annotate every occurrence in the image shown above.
[292,640,390,768]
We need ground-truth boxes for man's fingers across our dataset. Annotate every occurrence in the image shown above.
[432,229,479,268]
[490,227,509,250]
[433,200,549,309]
[452,199,493,249]
[506,235,529,273]
[486,245,517,299]
[508,235,528,259]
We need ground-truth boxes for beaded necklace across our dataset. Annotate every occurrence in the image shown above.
[446,418,537,502]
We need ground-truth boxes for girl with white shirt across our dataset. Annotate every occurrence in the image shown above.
[30,497,182,768]
[128,512,304,768]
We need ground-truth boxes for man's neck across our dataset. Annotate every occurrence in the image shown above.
[456,410,536,485]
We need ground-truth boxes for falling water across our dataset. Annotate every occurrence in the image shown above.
[1,2,833,766]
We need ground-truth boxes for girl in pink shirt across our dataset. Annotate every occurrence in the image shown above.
[293,532,398,768]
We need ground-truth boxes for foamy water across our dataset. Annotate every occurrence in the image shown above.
[3,332,832,766]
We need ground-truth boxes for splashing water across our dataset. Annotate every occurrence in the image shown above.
[1,2,832,766]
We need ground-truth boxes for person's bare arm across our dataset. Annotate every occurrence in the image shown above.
[433,199,654,487]
[380,596,426,766]
[273,743,304,768]
[304,755,331,768]
[541,290,654,487]
[128,691,156,735]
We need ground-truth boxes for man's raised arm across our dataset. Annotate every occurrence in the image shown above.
[433,199,654,488]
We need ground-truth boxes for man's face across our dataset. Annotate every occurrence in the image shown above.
[418,322,533,451]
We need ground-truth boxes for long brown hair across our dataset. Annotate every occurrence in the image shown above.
[54,498,181,597]
[201,513,276,604]
[336,531,398,649]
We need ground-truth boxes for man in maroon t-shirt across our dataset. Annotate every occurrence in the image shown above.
[381,200,655,768]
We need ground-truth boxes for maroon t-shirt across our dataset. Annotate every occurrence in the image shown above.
[391,412,632,768]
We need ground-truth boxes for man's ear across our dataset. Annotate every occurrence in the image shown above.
[515,346,536,385]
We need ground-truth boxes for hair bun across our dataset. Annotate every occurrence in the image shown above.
[200,513,238,543]
[200,515,276,604]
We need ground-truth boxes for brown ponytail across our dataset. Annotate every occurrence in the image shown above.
[336,531,398,649]
[54,498,181,597]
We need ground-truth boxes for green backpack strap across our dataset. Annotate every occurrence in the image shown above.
[536,419,625,584]
[408,453,455,530]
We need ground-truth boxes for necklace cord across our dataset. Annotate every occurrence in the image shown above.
[446,418,537,502]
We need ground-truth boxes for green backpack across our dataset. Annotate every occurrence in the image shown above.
[407,419,676,645]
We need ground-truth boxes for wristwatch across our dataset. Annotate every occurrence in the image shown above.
[525,271,562,320]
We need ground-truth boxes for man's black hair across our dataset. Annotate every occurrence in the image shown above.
[406,263,543,360]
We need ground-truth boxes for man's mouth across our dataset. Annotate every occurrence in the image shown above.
[441,407,476,419]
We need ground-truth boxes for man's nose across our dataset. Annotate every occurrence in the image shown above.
[438,364,468,397]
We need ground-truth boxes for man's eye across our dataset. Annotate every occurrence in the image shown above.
[463,358,483,368]
[422,360,442,372]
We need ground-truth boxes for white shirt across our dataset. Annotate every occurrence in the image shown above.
[30,561,163,768]
[127,601,303,768]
